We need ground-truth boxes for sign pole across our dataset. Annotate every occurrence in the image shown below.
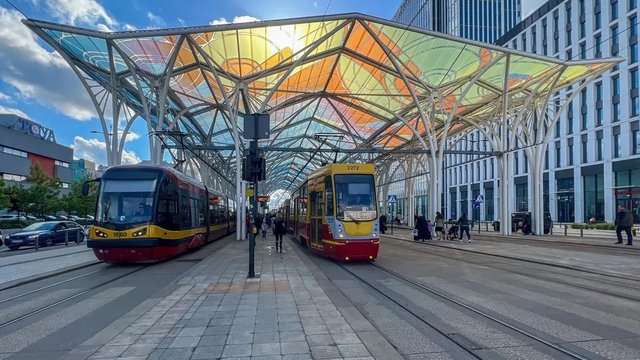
[249,141,257,278]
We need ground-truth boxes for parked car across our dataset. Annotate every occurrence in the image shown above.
[58,215,69,220]
[0,229,3,247]
[0,214,27,222]
[69,215,83,221]
[3,221,85,250]
[85,215,95,221]
[44,215,57,221]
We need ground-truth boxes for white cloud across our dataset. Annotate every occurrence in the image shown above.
[0,91,10,101]
[209,15,260,26]
[39,0,116,27]
[0,105,29,119]
[147,11,165,27]
[177,17,186,27]
[96,23,113,32]
[124,131,140,142]
[0,7,96,120]
[123,23,137,31]
[71,136,140,166]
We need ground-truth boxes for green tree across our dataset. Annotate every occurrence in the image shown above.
[21,163,61,217]
[61,176,98,217]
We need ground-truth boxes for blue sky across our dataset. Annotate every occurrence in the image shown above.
[0,0,543,166]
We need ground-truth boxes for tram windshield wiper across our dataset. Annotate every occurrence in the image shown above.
[345,211,361,224]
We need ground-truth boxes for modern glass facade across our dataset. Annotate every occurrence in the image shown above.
[439,0,640,224]
[393,0,521,43]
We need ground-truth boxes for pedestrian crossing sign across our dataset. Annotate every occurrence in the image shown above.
[387,195,397,204]
[475,195,484,203]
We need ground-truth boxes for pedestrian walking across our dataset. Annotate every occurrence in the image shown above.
[261,221,267,239]
[414,213,429,242]
[426,219,433,241]
[379,214,387,234]
[615,205,634,245]
[274,214,286,253]
[458,213,471,242]
[434,212,445,240]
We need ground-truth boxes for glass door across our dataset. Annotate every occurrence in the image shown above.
[310,192,323,248]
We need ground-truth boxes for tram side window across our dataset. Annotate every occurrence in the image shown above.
[181,195,192,228]
[157,180,179,230]
[325,176,334,216]
[189,198,199,228]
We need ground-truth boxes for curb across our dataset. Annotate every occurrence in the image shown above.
[0,260,103,292]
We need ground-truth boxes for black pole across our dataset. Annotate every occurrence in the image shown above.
[248,140,257,278]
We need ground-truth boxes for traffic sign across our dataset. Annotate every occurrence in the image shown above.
[258,195,270,203]
[246,188,254,197]
[387,195,397,204]
[475,194,484,203]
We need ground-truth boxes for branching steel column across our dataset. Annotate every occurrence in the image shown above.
[499,55,512,235]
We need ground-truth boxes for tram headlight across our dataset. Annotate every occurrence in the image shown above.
[94,229,108,238]
[132,228,147,237]
[335,222,345,238]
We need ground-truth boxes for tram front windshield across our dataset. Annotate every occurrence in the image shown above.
[96,179,157,226]
[335,174,376,221]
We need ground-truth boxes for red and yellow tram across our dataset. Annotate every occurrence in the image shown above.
[288,163,380,261]
[87,165,235,263]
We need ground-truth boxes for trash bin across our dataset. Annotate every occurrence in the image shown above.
[493,221,500,231]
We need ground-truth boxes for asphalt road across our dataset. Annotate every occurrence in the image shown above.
[0,234,235,360]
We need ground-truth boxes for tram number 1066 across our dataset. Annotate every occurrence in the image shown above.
[346,166,360,170]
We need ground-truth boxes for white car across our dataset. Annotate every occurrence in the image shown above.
[0,214,26,222]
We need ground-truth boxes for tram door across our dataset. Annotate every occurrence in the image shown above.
[310,191,323,248]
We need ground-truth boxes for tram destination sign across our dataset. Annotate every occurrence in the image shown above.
[258,196,270,203]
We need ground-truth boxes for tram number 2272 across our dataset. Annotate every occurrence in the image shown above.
[346,166,360,171]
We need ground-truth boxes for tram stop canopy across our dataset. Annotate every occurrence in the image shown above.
[24,13,619,196]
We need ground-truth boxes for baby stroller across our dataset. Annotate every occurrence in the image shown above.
[446,225,459,241]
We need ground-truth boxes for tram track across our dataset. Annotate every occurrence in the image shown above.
[0,265,148,329]
[384,236,640,302]
[337,261,594,360]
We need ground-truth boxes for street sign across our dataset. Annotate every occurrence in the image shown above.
[246,188,254,197]
[475,194,484,203]
[387,195,397,204]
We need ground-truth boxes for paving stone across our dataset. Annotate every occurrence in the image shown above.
[156,337,175,349]
[226,333,253,344]
[278,314,301,323]
[158,348,193,360]
[310,345,341,359]
[169,336,200,348]
[338,343,371,357]
[198,335,227,346]
[303,325,329,335]
[306,334,335,347]
[222,343,252,357]
[229,323,255,334]
[282,354,313,360]
[254,331,280,343]
[281,341,310,355]
[204,325,230,335]
[120,343,157,357]
[279,322,303,332]
[92,345,129,358]
[256,322,279,332]
[190,345,224,359]
[252,342,281,356]
[177,327,206,337]
[331,331,361,344]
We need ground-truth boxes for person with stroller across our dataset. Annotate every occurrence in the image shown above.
[447,223,459,240]
[414,213,430,242]
[434,212,445,240]
[458,213,471,242]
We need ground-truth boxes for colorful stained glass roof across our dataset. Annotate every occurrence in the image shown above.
[24,13,620,192]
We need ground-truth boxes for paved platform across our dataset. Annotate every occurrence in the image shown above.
[80,234,402,360]
[0,245,96,289]
[382,228,640,279]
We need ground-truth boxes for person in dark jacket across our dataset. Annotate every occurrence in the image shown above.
[414,214,429,242]
[615,205,634,245]
[379,214,387,234]
[458,213,471,242]
[274,215,287,253]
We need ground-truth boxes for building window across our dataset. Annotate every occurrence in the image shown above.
[568,109,574,134]
[542,20,548,55]
[545,149,549,170]
[514,152,519,175]
[55,160,70,168]
[611,24,619,55]
[614,133,621,158]
[556,145,562,168]
[584,173,605,222]
[631,0,638,10]
[595,82,603,126]
[568,143,574,165]
[597,137,603,161]
[556,177,575,222]
[2,146,27,158]
[521,33,526,51]
[2,173,26,182]
[579,42,586,59]
[485,187,494,221]
[612,75,620,122]
[581,89,588,129]
[632,15,638,37]
[611,0,618,21]
[582,138,588,163]
[634,129,640,154]
[594,34,602,58]
[632,68,639,117]
[595,11,602,30]
[516,183,528,211]
[566,49,573,61]
[631,43,638,64]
